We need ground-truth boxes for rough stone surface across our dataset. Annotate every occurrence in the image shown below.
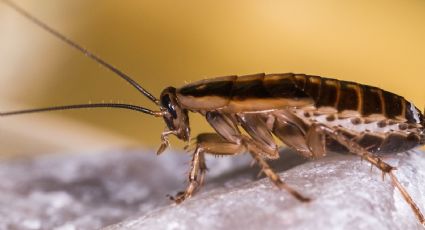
[0,149,423,230]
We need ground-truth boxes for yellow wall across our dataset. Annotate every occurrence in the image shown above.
[1,0,425,155]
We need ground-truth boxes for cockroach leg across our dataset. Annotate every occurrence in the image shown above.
[169,147,207,204]
[247,147,311,202]
[238,113,279,159]
[157,130,178,155]
[305,124,327,158]
[198,158,208,187]
[389,172,425,225]
[309,123,425,225]
[169,133,245,203]
[272,113,315,158]
[2,0,424,224]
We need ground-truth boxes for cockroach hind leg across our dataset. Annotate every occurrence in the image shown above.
[389,171,425,225]
[312,124,424,225]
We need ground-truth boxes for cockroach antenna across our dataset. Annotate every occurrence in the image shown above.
[2,0,425,226]
[0,104,165,117]
[0,0,163,117]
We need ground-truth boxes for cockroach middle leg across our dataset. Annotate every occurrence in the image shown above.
[168,146,207,204]
[3,0,424,224]
[247,143,311,202]
[309,123,425,225]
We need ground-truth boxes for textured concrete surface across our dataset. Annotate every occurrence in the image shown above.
[0,149,423,230]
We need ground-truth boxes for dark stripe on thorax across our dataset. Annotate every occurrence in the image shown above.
[231,73,270,100]
[178,75,236,98]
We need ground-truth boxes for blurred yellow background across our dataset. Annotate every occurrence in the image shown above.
[0,0,425,157]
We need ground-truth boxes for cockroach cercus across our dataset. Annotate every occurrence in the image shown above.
[1,0,424,225]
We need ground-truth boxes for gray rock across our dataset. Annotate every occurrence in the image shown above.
[0,149,423,230]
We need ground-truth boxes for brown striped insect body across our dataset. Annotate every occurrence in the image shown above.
[158,73,425,224]
[1,0,424,226]
[165,73,423,157]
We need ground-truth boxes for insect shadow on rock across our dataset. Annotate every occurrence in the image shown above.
[1,0,424,226]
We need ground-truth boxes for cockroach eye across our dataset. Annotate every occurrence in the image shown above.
[2,0,424,224]
[161,94,177,119]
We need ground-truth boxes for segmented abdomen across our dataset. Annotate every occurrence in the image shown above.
[292,74,422,124]
[177,73,422,124]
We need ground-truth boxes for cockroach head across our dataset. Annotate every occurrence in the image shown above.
[160,87,190,142]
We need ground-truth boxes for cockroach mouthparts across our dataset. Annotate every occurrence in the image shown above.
[1,0,424,226]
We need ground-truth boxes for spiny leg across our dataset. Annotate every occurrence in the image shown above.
[169,132,311,203]
[237,113,310,201]
[309,123,425,225]
[246,141,311,202]
[170,129,310,203]
[389,172,424,225]
[168,133,245,204]
[168,146,207,203]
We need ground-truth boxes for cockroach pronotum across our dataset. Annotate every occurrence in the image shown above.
[1,0,424,226]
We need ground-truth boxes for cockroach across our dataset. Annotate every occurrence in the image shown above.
[1,0,424,225]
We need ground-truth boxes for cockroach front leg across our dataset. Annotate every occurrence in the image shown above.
[157,130,178,155]
[309,123,425,225]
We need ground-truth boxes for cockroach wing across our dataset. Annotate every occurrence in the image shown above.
[177,73,314,112]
